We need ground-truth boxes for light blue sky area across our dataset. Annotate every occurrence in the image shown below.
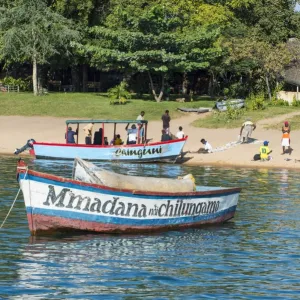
[296,3,300,11]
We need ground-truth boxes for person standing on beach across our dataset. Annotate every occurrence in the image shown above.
[137,111,145,121]
[83,122,94,145]
[162,110,171,134]
[282,121,291,155]
[239,118,256,143]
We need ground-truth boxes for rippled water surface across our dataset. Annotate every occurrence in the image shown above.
[0,156,299,299]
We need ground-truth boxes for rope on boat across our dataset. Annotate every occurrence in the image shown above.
[0,167,28,230]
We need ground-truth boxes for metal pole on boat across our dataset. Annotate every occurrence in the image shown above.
[102,122,105,145]
[76,123,79,144]
[145,122,148,143]
[66,124,68,143]
[113,123,116,141]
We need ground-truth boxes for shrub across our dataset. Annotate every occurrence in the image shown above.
[246,94,266,110]
[292,96,300,107]
[213,105,245,123]
[228,82,247,98]
[2,76,32,91]
[270,98,289,107]
[108,81,131,105]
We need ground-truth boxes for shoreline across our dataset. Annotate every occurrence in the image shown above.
[1,114,300,170]
[3,152,300,171]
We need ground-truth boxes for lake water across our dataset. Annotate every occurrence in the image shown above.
[0,156,299,299]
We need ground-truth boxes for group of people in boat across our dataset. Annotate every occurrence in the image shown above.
[65,111,147,146]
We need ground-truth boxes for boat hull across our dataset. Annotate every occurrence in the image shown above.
[32,139,187,162]
[18,169,240,235]
[216,99,245,112]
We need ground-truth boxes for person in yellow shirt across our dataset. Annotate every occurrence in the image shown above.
[114,134,123,145]
[260,141,272,161]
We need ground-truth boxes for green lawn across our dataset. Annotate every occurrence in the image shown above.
[193,106,299,129]
[0,92,215,120]
[2,93,300,129]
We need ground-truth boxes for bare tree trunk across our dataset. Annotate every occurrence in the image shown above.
[148,71,165,102]
[265,74,272,101]
[71,65,80,92]
[157,75,165,102]
[208,71,215,98]
[182,72,188,94]
[82,64,88,92]
[32,55,38,96]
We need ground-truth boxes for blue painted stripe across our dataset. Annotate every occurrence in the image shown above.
[27,205,237,226]
[19,173,239,199]
[35,155,179,162]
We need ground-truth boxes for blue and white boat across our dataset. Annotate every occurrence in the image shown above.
[17,158,241,235]
[31,119,187,163]
[216,99,245,112]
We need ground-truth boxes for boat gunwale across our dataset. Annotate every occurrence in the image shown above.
[17,167,241,197]
[32,137,188,148]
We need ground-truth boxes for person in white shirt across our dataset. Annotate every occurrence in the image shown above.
[199,138,213,153]
[176,126,185,139]
[137,111,145,120]
[83,122,94,145]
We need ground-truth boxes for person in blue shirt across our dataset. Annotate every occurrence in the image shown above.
[125,123,137,144]
[66,127,78,143]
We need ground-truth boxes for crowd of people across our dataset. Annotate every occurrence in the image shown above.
[64,111,293,163]
[64,109,211,157]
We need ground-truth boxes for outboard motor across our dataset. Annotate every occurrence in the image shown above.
[14,139,36,155]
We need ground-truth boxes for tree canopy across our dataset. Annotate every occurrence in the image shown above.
[0,0,300,99]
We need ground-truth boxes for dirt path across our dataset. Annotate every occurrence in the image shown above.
[258,111,300,127]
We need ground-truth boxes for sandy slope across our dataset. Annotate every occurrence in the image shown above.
[1,111,300,169]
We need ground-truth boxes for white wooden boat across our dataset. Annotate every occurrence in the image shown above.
[17,159,241,235]
[216,99,245,112]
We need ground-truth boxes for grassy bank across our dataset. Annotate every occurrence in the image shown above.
[193,106,299,129]
[0,92,215,120]
[266,114,300,131]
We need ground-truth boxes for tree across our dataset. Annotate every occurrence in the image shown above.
[85,0,222,102]
[0,0,80,95]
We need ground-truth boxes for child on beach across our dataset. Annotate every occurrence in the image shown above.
[281,121,291,155]
[260,141,272,161]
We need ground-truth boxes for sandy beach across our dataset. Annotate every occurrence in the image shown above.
[1,112,300,169]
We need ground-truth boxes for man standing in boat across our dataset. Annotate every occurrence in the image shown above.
[83,122,94,145]
[136,111,145,143]
[125,123,137,144]
[65,126,78,144]
[162,110,171,134]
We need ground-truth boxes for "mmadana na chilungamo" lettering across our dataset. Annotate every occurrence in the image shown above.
[43,185,220,218]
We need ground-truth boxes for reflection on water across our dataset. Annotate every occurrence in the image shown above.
[0,156,299,299]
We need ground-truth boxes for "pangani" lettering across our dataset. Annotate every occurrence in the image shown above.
[114,146,162,158]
